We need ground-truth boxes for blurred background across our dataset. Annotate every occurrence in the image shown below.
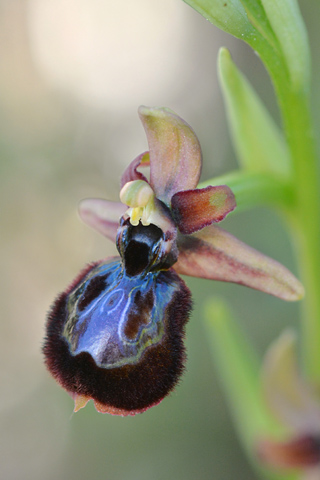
[1,1,319,479]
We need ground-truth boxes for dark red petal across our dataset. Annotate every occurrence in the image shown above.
[120,151,150,188]
[258,435,320,469]
[171,185,236,234]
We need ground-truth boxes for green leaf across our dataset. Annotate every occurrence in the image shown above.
[204,299,298,480]
[218,48,291,178]
[237,0,279,51]
[182,0,256,41]
[259,0,310,91]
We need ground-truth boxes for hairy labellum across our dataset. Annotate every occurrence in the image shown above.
[43,223,192,415]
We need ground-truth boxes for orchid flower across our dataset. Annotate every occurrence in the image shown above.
[79,106,304,300]
[43,106,304,417]
[259,331,320,479]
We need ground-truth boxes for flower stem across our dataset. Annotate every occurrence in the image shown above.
[256,45,320,382]
[207,34,320,381]
[281,91,320,383]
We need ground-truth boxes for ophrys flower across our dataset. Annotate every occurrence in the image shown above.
[43,106,304,416]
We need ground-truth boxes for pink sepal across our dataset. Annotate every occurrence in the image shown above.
[174,225,304,301]
[78,198,126,242]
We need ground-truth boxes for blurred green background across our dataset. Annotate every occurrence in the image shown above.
[1,1,319,479]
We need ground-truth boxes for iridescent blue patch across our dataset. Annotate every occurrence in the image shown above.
[44,221,192,414]
[63,258,184,369]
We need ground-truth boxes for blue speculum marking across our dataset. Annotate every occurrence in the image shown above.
[62,258,181,369]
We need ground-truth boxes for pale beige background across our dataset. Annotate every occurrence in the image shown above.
[0,1,319,479]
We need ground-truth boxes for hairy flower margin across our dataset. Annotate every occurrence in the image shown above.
[43,106,304,416]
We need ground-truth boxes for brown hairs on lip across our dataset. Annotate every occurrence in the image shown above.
[43,264,192,415]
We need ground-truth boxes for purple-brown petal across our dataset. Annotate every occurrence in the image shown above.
[120,151,150,189]
[258,435,320,469]
[174,225,304,301]
[171,185,236,234]
[138,106,202,205]
[78,198,126,243]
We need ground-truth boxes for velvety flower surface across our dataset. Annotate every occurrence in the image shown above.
[43,106,304,416]
[258,331,320,479]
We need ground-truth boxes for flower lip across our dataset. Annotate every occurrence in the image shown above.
[43,257,192,416]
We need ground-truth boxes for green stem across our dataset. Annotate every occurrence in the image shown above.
[279,91,320,382]
[211,26,320,380]
[185,0,320,381]
[251,42,320,382]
